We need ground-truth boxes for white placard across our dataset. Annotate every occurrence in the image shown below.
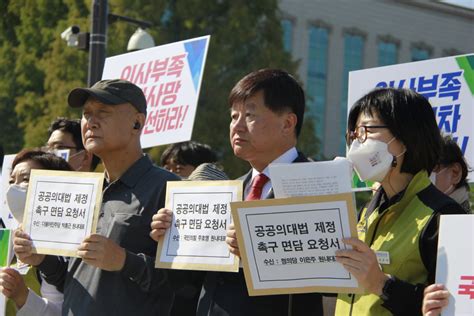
[156,180,242,272]
[436,214,474,316]
[102,36,210,149]
[0,155,17,229]
[23,170,104,257]
[231,193,361,296]
[269,158,352,198]
[349,54,474,181]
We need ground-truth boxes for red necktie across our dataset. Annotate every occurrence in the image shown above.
[246,173,270,201]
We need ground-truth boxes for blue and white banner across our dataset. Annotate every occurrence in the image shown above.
[349,54,474,181]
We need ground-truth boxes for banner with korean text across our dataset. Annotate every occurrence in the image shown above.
[436,214,474,316]
[102,36,210,148]
[231,193,362,296]
[348,54,474,184]
[156,180,242,272]
[23,170,104,257]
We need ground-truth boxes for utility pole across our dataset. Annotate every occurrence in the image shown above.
[88,0,108,87]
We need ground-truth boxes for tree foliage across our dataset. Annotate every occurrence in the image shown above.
[0,0,321,177]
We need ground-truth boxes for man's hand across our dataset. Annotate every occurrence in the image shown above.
[0,267,29,308]
[225,223,240,257]
[77,234,126,271]
[12,229,45,267]
[422,284,449,316]
[335,237,389,295]
[150,208,173,241]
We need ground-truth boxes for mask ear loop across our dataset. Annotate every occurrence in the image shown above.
[443,184,454,195]
[388,137,406,168]
[386,138,406,194]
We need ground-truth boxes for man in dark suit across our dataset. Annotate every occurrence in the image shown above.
[150,69,323,316]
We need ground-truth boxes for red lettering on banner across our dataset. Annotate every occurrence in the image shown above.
[143,105,189,135]
[119,52,188,86]
[142,81,183,108]
[458,275,474,299]
[121,66,132,81]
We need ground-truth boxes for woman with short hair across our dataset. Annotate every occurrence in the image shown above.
[335,88,466,315]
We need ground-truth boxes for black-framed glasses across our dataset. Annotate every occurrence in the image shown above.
[346,125,388,145]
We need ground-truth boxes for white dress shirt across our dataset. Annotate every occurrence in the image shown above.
[245,147,298,200]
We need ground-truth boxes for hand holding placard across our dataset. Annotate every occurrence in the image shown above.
[225,223,240,257]
[155,180,242,272]
[422,284,449,316]
[150,208,173,241]
[335,237,388,296]
[12,229,45,267]
[77,234,126,272]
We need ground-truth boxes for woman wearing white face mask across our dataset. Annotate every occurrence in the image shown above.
[334,88,466,316]
[430,135,471,214]
[1,149,72,316]
[421,137,471,316]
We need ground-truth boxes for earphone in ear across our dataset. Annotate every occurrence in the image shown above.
[133,122,140,129]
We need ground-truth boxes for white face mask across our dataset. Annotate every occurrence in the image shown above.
[347,138,395,182]
[429,168,449,188]
[6,184,28,223]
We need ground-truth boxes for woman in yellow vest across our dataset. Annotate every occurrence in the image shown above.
[334,88,466,315]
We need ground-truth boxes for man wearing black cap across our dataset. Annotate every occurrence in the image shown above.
[13,79,184,315]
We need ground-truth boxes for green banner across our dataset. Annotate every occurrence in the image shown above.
[0,229,12,267]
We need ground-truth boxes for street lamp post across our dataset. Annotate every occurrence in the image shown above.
[88,0,108,87]
[86,0,154,87]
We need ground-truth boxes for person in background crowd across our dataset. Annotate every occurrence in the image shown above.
[13,79,186,316]
[160,141,219,178]
[0,149,72,316]
[46,117,100,172]
[421,136,472,316]
[152,69,323,316]
[431,135,471,213]
[335,88,466,315]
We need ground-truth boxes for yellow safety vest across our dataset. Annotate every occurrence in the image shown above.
[336,171,433,316]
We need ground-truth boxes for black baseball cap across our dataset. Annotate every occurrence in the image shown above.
[68,79,147,114]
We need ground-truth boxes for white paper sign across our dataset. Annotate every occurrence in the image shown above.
[349,54,474,181]
[231,193,361,296]
[102,36,210,149]
[269,158,352,198]
[156,180,242,272]
[0,155,17,229]
[23,170,104,257]
[436,214,474,316]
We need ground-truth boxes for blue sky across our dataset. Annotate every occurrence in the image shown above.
[440,0,474,10]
